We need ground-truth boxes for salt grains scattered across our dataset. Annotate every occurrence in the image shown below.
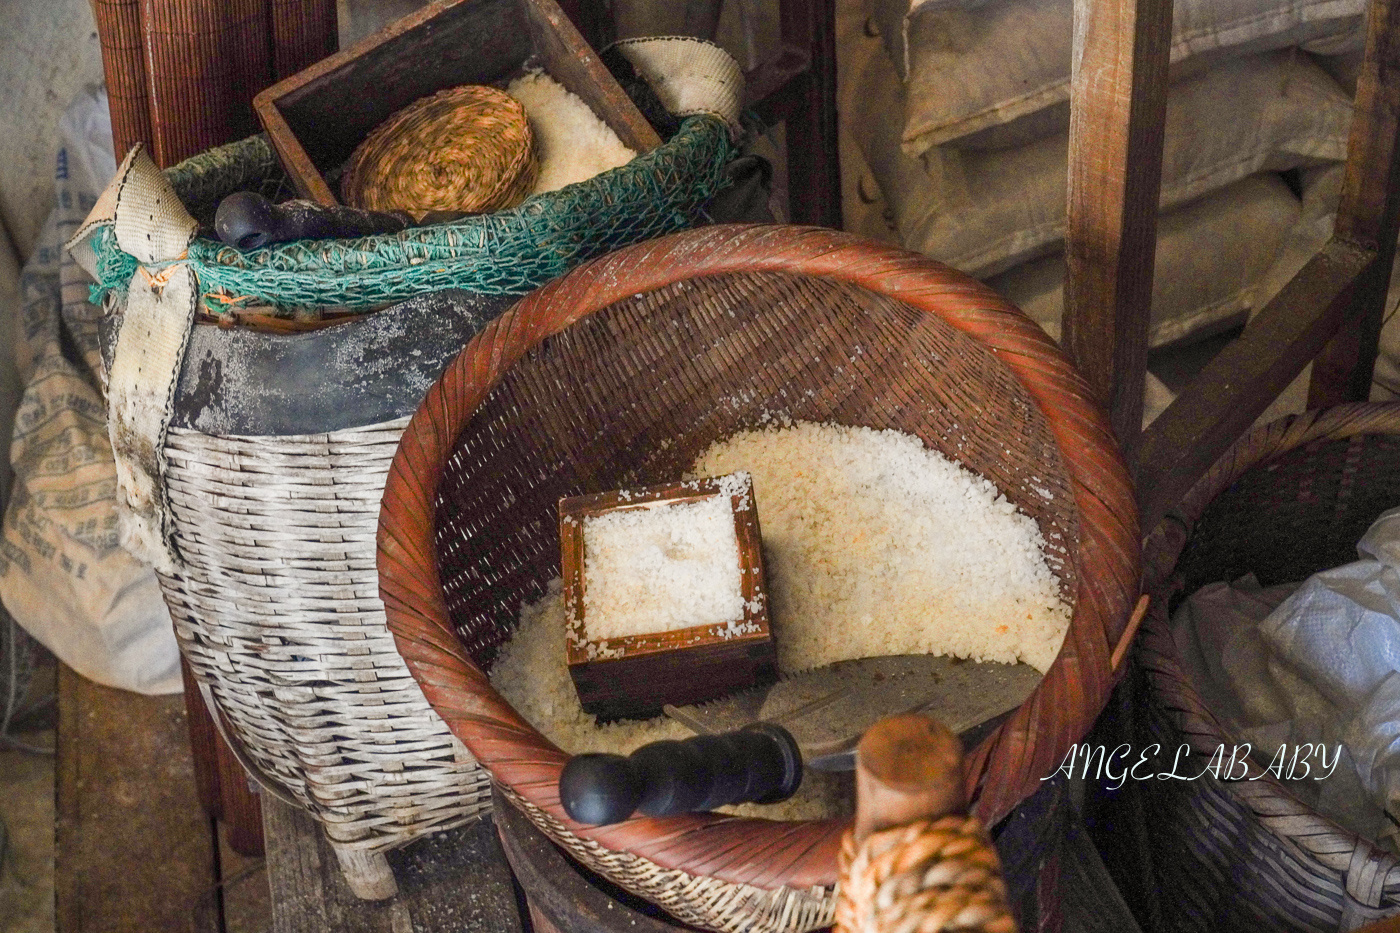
[505,71,637,194]
[582,494,745,640]
[690,422,1071,673]
[490,579,849,820]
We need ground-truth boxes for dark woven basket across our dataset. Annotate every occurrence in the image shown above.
[1134,403,1400,932]
[376,224,1140,933]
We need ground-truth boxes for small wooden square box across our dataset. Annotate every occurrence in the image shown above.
[559,475,777,721]
[253,0,661,206]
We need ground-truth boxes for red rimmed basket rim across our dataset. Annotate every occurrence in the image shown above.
[376,224,1140,890]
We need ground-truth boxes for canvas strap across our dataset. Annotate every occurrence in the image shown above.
[611,37,745,138]
[67,146,199,573]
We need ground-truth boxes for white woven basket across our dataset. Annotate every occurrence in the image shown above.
[158,419,492,897]
[66,147,509,899]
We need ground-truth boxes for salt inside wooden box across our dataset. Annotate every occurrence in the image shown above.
[558,472,776,720]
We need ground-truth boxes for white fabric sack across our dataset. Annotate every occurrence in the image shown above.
[853,46,1351,278]
[871,0,1365,153]
[0,86,180,695]
[1170,508,1400,854]
[988,173,1300,349]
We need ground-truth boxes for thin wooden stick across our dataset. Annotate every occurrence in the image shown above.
[1110,594,1150,673]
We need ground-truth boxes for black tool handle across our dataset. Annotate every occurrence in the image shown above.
[214,191,418,249]
[558,723,803,826]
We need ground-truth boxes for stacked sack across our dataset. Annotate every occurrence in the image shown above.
[847,0,1366,358]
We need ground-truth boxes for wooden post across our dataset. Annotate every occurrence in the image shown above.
[852,714,965,843]
[838,715,1018,933]
[1062,0,1173,460]
[778,0,842,228]
[1308,0,1400,407]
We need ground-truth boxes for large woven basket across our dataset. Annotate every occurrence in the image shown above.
[81,112,733,899]
[1130,403,1400,932]
[376,225,1141,933]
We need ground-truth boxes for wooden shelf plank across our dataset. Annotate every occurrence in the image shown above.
[56,664,217,932]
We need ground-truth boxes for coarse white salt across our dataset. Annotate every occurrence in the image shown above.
[582,494,745,641]
[691,421,1071,673]
[505,71,637,194]
[491,420,1070,821]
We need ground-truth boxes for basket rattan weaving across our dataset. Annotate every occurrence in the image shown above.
[341,85,538,217]
[376,225,1141,933]
[1127,403,1400,932]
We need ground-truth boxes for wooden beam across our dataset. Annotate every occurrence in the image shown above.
[1062,0,1173,459]
[1136,237,1375,533]
[1309,0,1400,406]
[778,0,842,228]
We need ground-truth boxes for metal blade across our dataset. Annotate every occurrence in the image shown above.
[667,654,1042,766]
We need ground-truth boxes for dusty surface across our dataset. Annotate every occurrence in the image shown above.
[0,729,55,933]
[55,665,216,933]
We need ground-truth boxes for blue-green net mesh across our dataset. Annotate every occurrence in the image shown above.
[90,116,733,313]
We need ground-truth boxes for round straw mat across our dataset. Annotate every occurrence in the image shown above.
[342,85,538,217]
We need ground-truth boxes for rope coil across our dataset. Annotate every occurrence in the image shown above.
[836,816,1016,933]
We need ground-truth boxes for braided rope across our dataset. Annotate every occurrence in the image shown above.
[835,817,1016,933]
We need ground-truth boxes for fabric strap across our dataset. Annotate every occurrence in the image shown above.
[68,146,199,573]
[612,37,745,138]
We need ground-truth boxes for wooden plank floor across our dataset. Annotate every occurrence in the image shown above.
[54,662,527,932]
[264,798,525,933]
[55,664,231,933]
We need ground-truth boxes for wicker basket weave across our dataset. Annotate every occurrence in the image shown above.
[1133,403,1400,932]
[376,225,1141,933]
[82,113,727,898]
[341,85,539,217]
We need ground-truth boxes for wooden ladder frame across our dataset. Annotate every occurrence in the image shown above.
[1066,0,1400,533]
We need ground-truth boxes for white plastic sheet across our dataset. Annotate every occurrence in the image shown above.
[1172,506,1400,852]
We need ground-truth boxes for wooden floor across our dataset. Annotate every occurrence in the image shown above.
[54,664,269,933]
[53,664,527,933]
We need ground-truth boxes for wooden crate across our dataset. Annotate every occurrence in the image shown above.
[559,475,777,721]
[253,0,660,205]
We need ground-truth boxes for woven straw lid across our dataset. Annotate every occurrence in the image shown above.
[342,85,538,217]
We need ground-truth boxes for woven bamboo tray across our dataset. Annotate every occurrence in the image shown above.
[376,224,1141,933]
[1131,402,1400,932]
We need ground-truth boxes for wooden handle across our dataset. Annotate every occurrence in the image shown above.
[838,714,1018,933]
[853,713,965,843]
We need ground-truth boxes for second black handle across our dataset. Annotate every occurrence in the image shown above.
[213,192,476,249]
[559,723,803,826]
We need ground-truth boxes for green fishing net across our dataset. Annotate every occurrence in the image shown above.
[90,116,733,314]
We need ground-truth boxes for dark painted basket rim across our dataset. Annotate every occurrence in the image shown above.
[375,224,1141,893]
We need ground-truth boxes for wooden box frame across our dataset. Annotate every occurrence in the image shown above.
[558,475,777,721]
[252,0,661,206]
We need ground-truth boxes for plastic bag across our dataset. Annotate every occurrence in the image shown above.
[1171,506,1400,851]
